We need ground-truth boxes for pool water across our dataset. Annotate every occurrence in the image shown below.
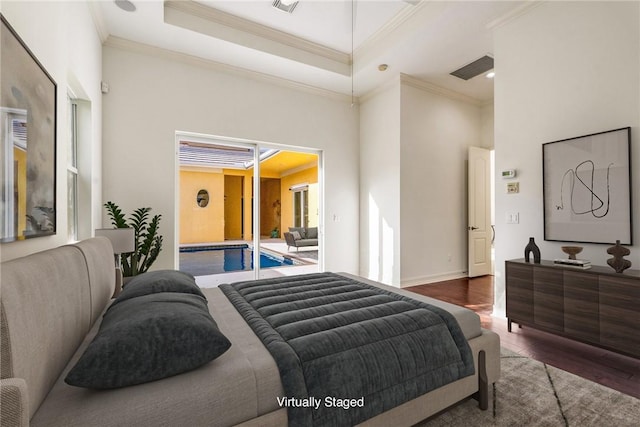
[179,244,293,276]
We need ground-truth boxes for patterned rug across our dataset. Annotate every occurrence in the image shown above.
[420,348,640,426]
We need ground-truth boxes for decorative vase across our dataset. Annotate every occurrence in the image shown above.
[561,246,583,260]
[524,237,541,263]
[606,240,632,273]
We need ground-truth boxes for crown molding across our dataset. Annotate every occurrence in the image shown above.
[479,98,494,108]
[358,76,400,105]
[104,36,357,104]
[164,1,350,76]
[400,74,483,106]
[354,1,447,71]
[87,0,108,43]
[486,1,544,30]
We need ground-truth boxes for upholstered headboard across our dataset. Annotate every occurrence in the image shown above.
[0,237,115,424]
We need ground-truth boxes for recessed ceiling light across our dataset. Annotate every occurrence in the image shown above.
[486,71,495,79]
[273,0,299,14]
[115,0,136,13]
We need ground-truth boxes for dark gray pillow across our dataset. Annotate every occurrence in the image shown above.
[288,227,306,239]
[65,293,231,389]
[291,231,302,240]
[306,227,318,239]
[114,270,205,307]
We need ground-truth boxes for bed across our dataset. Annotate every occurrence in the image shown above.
[1,238,500,427]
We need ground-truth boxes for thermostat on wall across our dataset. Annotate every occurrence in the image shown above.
[501,169,516,179]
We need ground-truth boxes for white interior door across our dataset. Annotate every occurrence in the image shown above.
[468,146,493,277]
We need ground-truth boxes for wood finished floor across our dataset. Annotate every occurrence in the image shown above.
[406,276,640,399]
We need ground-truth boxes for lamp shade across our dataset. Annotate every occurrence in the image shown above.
[95,228,135,254]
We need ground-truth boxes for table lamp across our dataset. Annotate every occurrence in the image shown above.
[95,228,135,297]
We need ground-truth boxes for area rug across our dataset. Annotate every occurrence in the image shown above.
[420,348,640,426]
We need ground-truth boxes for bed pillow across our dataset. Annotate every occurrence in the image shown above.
[65,293,231,389]
[114,270,205,306]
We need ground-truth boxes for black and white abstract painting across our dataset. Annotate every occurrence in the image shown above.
[543,127,632,245]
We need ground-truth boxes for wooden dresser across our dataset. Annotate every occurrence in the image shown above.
[505,259,640,358]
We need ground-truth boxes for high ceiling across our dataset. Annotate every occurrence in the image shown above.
[94,0,533,103]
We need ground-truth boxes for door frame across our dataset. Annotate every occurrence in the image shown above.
[174,131,324,277]
[467,146,494,277]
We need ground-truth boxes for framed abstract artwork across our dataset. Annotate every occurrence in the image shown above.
[1,15,57,242]
[543,127,632,245]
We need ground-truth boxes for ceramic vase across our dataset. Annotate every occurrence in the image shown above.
[606,240,632,273]
[524,237,541,263]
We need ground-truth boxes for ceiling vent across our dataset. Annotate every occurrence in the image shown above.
[272,0,299,14]
[450,55,494,80]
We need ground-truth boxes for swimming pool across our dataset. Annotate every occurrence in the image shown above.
[179,244,294,276]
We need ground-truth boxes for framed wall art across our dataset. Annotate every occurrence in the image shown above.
[543,127,632,245]
[1,14,57,242]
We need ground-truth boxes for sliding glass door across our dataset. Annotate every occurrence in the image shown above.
[177,132,321,283]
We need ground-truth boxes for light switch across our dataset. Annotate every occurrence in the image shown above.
[506,212,519,224]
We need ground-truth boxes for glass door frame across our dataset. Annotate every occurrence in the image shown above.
[175,131,324,279]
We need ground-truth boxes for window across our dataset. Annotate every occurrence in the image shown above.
[0,108,27,240]
[292,185,309,228]
[67,98,78,241]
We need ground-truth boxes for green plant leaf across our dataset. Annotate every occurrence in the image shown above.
[104,201,128,228]
[103,203,163,277]
[138,214,162,272]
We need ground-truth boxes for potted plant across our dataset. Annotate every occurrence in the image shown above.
[104,201,163,277]
[271,199,281,238]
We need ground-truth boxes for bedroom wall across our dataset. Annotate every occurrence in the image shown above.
[102,44,359,273]
[480,103,494,149]
[359,76,483,287]
[493,1,640,315]
[399,79,482,286]
[0,1,103,262]
[359,81,402,286]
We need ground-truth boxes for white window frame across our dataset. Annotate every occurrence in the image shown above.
[67,96,79,242]
[1,107,27,241]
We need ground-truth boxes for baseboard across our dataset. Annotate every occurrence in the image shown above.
[400,271,468,288]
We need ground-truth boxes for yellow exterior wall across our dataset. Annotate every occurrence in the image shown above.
[243,176,252,241]
[15,148,27,237]
[280,166,318,232]
[179,169,225,243]
[179,162,317,244]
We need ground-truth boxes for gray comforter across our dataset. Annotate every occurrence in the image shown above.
[220,272,474,426]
